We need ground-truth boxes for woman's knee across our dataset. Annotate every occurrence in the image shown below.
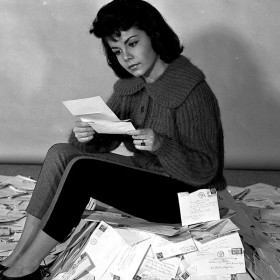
[47,143,73,156]
[46,143,80,163]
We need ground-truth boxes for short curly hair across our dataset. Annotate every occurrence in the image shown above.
[90,0,184,78]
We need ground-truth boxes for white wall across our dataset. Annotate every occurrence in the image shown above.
[1,0,280,169]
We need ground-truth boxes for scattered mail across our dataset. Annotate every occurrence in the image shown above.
[2,175,280,280]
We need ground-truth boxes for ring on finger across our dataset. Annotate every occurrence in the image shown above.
[141,139,146,146]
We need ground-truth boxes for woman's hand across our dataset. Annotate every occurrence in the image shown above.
[127,128,162,152]
[73,121,95,143]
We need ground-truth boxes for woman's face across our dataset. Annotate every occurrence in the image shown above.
[107,27,166,82]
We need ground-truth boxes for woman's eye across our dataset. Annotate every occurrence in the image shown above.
[129,41,138,48]
[113,50,121,56]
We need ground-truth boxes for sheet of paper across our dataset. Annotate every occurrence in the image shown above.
[168,254,190,276]
[179,268,234,280]
[242,199,274,209]
[193,232,243,251]
[81,221,126,280]
[10,232,22,242]
[63,96,118,121]
[244,183,280,203]
[190,219,240,244]
[2,175,36,191]
[84,120,135,135]
[150,230,197,260]
[260,208,280,222]
[227,186,249,200]
[187,248,246,276]
[63,96,135,134]
[0,176,12,185]
[62,252,94,280]
[0,208,10,216]
[0,187,21,199]
[0,227,10,236]
[189,274,233,280]
[107,239,151,280]
[253,253,280,280]
[0,213,26,223]
[178,189,220,226]
[134,255,178,280]
[130,222,183,236]
[115,227,151,246]
[0,241,17,252]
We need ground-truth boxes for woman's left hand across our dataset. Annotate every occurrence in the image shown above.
[127,128,162,152]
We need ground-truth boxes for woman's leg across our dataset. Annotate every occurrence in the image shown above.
[1,148,135,278]
[26,143,82,220]
[3,155,189,278]
[3,230,58,277]
[40,156,190,242]
[1,215,40,267]
[1,143,81,269]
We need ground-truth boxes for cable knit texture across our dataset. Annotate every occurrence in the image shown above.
[69,56,226,190]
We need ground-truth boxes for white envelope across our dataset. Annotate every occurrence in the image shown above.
[178,189,220,226]
[62,252,94,280]
[135,255,179,280]
[81,222,126,280]
[108,239,151,280]
[150,230,197,260]
[187,247,246,276]
[190,219,240,244]
[193,232,244,252]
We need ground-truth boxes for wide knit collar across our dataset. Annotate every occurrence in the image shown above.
[113,55,205,108]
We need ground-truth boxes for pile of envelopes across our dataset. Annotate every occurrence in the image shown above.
[0,175,35,261]
[49,189,249,280]
[224,184,280,280]
[0,175,279,280]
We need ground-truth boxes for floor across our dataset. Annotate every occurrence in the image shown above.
[1,164,280,188]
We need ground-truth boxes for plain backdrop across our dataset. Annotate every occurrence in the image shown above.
[1,0,280,169]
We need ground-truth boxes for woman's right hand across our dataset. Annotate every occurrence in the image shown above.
[73,120,95,143]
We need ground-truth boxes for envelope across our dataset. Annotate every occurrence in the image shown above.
[107,239,151,280]
[178,189,220,226]
[193,232,243,252]
[81,222,126,280]
[187,248,246,276]
[134,255,179,280]
[150,230,197,259]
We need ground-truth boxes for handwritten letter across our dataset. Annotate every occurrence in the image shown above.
[178,189,220,226]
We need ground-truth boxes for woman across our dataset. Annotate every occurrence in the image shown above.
[0,0,226,279]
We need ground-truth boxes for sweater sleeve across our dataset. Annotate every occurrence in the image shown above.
[68,92,123,153]
[153,81,224,187]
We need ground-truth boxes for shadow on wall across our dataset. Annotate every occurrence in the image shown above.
[184,25,280,170]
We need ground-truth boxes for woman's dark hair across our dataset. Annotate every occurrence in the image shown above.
[90,0,184,78]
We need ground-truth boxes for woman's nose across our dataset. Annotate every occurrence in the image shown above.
[123,49,133,62]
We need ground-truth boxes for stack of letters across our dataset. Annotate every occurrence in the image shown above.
[1,174,280,280]
[226,184,280,280]
[49,188,248,280]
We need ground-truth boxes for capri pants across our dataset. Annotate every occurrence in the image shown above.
[26,143,192,242]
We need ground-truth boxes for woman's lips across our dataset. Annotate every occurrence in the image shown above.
[128,63,139,70]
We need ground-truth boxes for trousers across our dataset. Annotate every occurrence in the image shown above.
[26,143,190,242]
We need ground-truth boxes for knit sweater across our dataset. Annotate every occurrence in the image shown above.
[69,55,227,191]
